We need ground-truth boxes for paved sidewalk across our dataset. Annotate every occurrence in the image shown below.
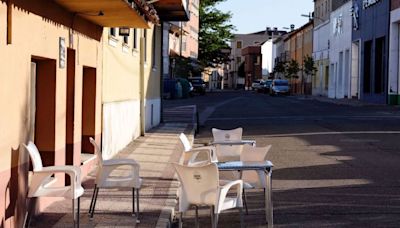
[29,122,194,228]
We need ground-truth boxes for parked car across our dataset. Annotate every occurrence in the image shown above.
[270,79,290,95]
[188,78,206,95]
[252,80,264,91]
[262,80,273,93]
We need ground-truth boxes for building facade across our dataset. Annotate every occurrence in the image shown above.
[284,22,314,94]
[352,0,390,104]
[229,28,286,88]
[329,0,354,99]
[388,0,400,104]
[313,0,332,96]
[242,46,262,89]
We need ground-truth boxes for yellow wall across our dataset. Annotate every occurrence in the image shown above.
[0,1,102,226]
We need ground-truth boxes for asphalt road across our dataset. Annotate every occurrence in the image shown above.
[165,91,400,227]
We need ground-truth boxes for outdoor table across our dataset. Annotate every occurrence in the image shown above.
[217,161,274,227]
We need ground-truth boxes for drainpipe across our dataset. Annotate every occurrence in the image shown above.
[160,23,164,123]
[140,33,145,136]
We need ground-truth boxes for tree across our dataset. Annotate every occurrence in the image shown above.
[273,60,286,79]
[285,59,300,79]
[199,0,235,66]
[303,55,317,95]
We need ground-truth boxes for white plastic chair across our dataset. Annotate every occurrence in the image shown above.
[88,138,142,223]
[174,163,244,228]
[211,128,256,161]
[240,144,272,214]
[23,141,84,228]
[179,133,218,166]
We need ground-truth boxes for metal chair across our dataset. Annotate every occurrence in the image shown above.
[23,142,84,228]
[88,138,142,223]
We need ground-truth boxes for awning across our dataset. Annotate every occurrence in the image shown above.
[153,0,189,21]
[55,0,150,28]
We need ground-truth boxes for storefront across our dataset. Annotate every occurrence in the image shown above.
[352,0,390,103]
[329,1,354,99]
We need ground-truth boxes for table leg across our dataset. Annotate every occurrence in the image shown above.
[265,170,273,227]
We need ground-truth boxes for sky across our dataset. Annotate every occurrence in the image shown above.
[216,0,314,34]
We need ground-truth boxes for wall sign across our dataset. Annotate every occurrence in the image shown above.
[59,37,66,69]
[351,5,360,30]
[362,0,382,9]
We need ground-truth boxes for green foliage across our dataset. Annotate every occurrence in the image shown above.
[199,0,235,66]
[274,60,286,75]
[172,56,203,78]
[303,55,317,77]
[285,59,300,79]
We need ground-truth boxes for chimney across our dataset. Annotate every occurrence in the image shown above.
[290,24,295,31]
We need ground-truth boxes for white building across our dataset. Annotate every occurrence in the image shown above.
[261,38,277,78]
[329,1,354,99]
[389,3,400,104]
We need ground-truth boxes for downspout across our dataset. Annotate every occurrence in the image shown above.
[140,32,145,136]
[160,23,164,123]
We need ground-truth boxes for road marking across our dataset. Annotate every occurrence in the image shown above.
[206,115,400,121]
[261,131,400,137]
[199,97,244,125]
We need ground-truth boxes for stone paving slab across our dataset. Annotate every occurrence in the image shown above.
[29,123,192,228]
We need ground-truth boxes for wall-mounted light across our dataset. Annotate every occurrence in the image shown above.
[119,27,130,36]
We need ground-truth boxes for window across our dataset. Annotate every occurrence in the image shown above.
[182,36,187,52]
[133,29,137,49]
[237,41,242,49]
[110,28,117,37]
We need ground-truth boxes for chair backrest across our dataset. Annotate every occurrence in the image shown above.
[174,163,219,206]
[89,137,103,168]
[212,128,243,142]
[240,144,271,162]
[23,141,43,171]
[179,133,192,152]
[240,144,272,188]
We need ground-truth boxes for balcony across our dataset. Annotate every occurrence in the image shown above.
[153,0,189,21]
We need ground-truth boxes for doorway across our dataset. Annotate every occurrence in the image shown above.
[31,57,57,166]
[81,67,96,154]
[66,49,77,166]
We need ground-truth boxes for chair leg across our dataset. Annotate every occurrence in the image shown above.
[132,188,135,216]
[243,189,249,215]
[72,199,76,227]
[90,187,99,219]
[179,212,183,228]
[213,213,219,228]
[195,205,199,228]
[77,197,80,228]
[210,206,214,227]
[88,184,97,214]
[135,188,140,223]
[24,198,36,228]
[239,207,244,228]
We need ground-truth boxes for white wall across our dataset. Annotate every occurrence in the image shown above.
[261,39,275,76]
[389,8,400,96]
[102,100,141,159]
[145,98,161,131]
[313,19,331,96]
[329,1,353,99]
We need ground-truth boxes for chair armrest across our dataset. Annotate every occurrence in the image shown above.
[217,179,243,212]
[186,147,215,166]
[103,158,140,168]
[101,158,140,182]
[32,166,82,195]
